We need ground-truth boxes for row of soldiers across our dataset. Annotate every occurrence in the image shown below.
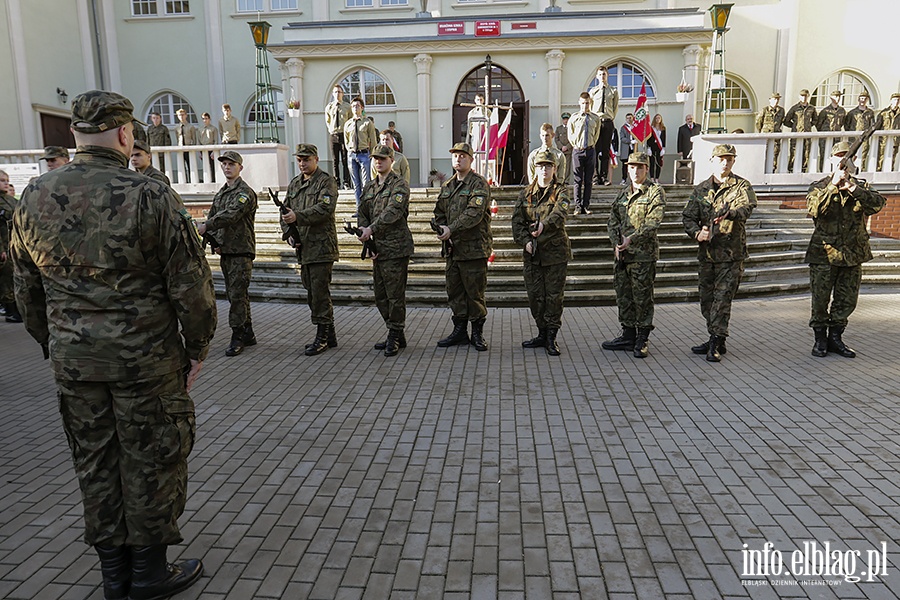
[756,89,900,172]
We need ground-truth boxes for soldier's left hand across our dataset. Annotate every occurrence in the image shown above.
[0,251,6,263]
[197,222,207,235]
[616,236,632,251]
[358,226,373,242]
[438,225,452,241]
[531,222,544,237]
[186,359,203,392]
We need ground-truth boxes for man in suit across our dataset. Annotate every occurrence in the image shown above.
[677,115,700,160]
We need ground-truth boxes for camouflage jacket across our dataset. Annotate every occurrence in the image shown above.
[845,106,875,132]
[683,173,758,263]
[0,191,15,252]
[512,181,571,267]
[816,104,846,132]
[147,123,172,146]
[281,168,339,265]
[755,105,785,132]
[555,124,571,153]
[433,170,493,261]
[608,181,666,263]
[11,145,217,381]
[132,121,147,143]
[784,102,817,132]
[139,164,171,186]
[878,106,900,131]
[805,176,885,266]
[206,177,257,257]
[358,171,414,260]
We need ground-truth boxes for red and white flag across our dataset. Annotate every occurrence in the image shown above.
[489,104,513,159]
[630,81,652,144]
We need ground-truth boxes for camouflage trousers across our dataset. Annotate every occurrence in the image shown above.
[877,137,900,171]
[446,258,488,321]
[614,261,656,329]
[373,257,409,331]
[301,261,334,324]
[0,258,13,304]
[788,139,811,173]
[523,259,567,329]
[220,255,253,330]
[698,260,744,337]
[809,263,862,328]
[56,371,195,546]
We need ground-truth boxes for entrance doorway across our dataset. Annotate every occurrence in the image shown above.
[40,114,75,148]
[453,63,527,185]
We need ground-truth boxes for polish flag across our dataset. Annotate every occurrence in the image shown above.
[609,148,618,167]
[489,104,513,159]
[630,81,652,144]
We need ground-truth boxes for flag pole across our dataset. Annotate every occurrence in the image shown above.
[496,103,513,185]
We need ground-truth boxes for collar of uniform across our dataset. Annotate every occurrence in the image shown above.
[225,176,245,190]
[628,181,650,197]
[73,145,129,167]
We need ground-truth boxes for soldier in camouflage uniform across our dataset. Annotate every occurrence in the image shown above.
[11,91,216,600]
[512,150,571,356]
[147,111,172,173]
[816,90,846,172]
[198,151,258,357]
[132,119,147,143]
[357,144,414,356]
[876,93,900,171]
[805,141,885,358]
[845,93,876,169]
[281,143,340,356]
[0,169,23,322]
[682,144,757,362]
[130,140,171,185]
[38,145,71,171]
[433,142,493,351]
[784,89,817,173]
[756,92,785,171]
[602,152,666,358]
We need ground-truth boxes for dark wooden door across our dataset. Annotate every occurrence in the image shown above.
[40,113,75,148]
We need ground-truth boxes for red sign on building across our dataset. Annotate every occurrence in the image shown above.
[438,21,465,35]
[511,22,536,30]
[475,20,501,37]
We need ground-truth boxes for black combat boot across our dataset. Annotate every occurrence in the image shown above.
[522,328,547,348]
[692,336,728,355]
[437,317,469,347]
[633,328,650,358]
[383,329,403,357]
[706,335,722,362]
[305,324,330,356]
[326,323,338,348]
[128,545,202,600]
[4,303,22,323]
[375,330,406,350]
[94,544,130,600]
[224,328,244,357]
[242,324,257,347]
[602,326,636,351]
[827,326,856,358]
[545,328,561,356]
[470,318,488,352]
[811,327,828,357]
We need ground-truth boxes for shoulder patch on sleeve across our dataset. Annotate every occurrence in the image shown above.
[238,194,249,204]
[474,197,483,206]
[322,195,332,204]
[394,193,404,203]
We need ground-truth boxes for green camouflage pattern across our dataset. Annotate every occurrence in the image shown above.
[614,261,656,329]
[805,176,885,266]
[877,105,900,171]
[755,105,785,132]
[446,258,488,321]
[526,146,567,184]
[132,121,147,143]
[11,145,217,381]
[140,164,171,186]
[57,372,194,546]
[282,168,339,265]
[608,181,666,263]
[206,177,257,257]
[817,104,846,132]
[301,261,334,324]
[524,261,567,329]
[845,106,876,165]
[0,192,14,303]
[147,123,172,146]
[683,173,757,263]
[369,151,411,185]
[358,171,414,260]
[698,260,744,337]
[221,255,253,330]
[808,263,862,328]
[433,170,493,260]
[784,102,817,132]
[373,257,409,330]
[512,181,571,266]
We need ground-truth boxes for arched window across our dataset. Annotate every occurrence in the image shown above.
[146,92,197,126]
[338,69,396,107]
[812,70,873,108]
[590,61,656,100]
[454,64,525,105]
[246,88,285,124]
[711,76,752,112]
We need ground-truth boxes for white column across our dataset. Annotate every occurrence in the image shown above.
[100,0,122,91]
[76,0,98,89]
[682,44,702,120]
[414,53,433,185]
[285,58,305,148]
[6,0,36,148]
[546,49,565,128]
[205,0,226,110]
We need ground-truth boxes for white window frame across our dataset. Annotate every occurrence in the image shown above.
[236,0,298,12]
[711,76,753,113]
[338,69,397,108]
[590,61,656,102]
[245,88,285,125]
[131,0,191,17]
[146,93,197,127]
[345,0,409,7]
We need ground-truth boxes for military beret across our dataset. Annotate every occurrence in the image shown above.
[294,143,318,158]
[371,144,394,159]
[799,89,810,96]
[712,144,737,157]
[449,142,474,158]
[561,112,571,119]
[534,150,557,166]
[132,140,151,154]
[831,141,851,156]
[39,146,69,161]
[218,150,243,165]
[71,90,145,133]
[626,152,650,166]
[769,92,781,99]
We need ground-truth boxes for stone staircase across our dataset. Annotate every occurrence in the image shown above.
[204,186,900,306]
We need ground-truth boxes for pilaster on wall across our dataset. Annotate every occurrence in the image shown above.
[414,53,433,185]
[682,44,701,121]
[546,49,565,127]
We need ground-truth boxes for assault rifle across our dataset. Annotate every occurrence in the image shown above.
[430,218,452,258]
[529,221,541,261]
[706,201,732,243]
[612,226,626,271]
[268,187,302,262]
[839,114,884,174]
[342,221,377,259]
[201,231,220,253]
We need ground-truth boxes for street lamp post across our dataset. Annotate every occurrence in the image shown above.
[248,20,280,143]
[701,3,733,134]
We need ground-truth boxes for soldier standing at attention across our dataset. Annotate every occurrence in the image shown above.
[281,144,340,356]
[199,112,219,183]
[147,110,172,173]
[567,92,602,215]
[198,151,258,357]
[845,93,875,168]
[588,66,619,186]
[526,123,567,184]
[357,144,414,356]
[876,93,900,171]
[816,90,846,172]
[11,90,216,600]
[756,93,785,171]
[783,89,817,173]
[602,152,666,358]
[434,142,493,351]
[38,146,71,171]
[555,112,573,185]
[218,103,241,144]
[326,85,352,190]
[387,121,404,153]
[344,97,378,216]
[175,108,199,183]
[512,150,571,356]
[805,141,885,358]
[370,129,411,184]
[130,140,171,186]
[0,169,23,323]
[682,144,757,362]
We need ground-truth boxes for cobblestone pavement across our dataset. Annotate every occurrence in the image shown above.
[1,289,899,600]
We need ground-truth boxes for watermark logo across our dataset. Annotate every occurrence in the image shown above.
[740,541,889,586]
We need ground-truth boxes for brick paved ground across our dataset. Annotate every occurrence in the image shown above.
[1,288,899,600]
